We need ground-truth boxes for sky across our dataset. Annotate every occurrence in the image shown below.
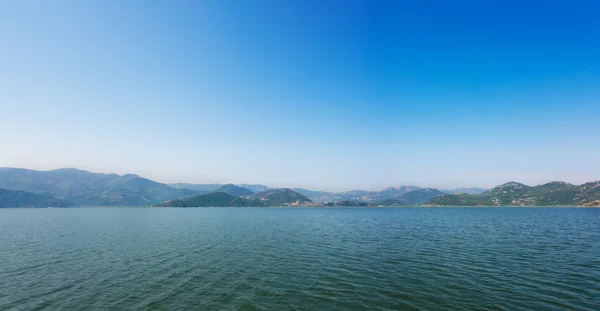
[1,0,599,191]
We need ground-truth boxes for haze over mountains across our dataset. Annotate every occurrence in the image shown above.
[0,188,75,208]
[0,168,201,206]
[0,167,598,207]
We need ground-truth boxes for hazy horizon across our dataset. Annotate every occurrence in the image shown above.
[2,1,599,192]
[3,165,599,193]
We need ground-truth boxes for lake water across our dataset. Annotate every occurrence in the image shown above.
[1,207,599,310]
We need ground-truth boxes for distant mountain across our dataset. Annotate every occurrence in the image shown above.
[369,188,444,206]
[0,168,203,206]
[399,188,444,205]
[155,192,265,207]
[168,183,221,192]
[212,184,254,197]
[249,188,312,206]
[378,186,422,199]
[238,184,269,193]
[425,181,600,206]
[0,188,75,208]
[336,186,422,202]
[293,188,336,202]
[168,183,269,193]
[443,187,488,195]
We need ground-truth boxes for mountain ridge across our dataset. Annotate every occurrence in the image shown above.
[425,181,600,206]
[248,188,312,206]
[1,167,598,207]
[211,184,254,197]
[0,167,202,206]
[155,192,265,207]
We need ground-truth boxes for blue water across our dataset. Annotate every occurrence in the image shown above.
[1,207,599,310]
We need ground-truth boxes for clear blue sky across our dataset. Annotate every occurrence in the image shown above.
[1,0,599,191]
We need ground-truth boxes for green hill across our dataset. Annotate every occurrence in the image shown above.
[155,192,265,207]
[425,181,600,206]
[169,183,269,193]
[0,188,76,208]
[335,186,422,202]
[399,188,444,205]
[212,184,254,197]
[249,188,312,206]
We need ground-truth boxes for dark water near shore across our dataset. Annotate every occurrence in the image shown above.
[1,207,599,310]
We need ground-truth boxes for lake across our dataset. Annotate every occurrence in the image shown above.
[1,207,599,310]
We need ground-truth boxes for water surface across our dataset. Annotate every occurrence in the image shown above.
[1,207,599,310]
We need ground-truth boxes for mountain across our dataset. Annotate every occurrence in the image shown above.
[398,188,444,205]
[155,192,265,207]
[212,184,254,197]
[0,188,75,208]
[293,188,336,202]
[425,181,600,206]
[238,184,269,193]
[378,186,422,199]
[0,167,117,197]
[443,187,488,195]
[168,183,269,193]
[0,168,203,206]
[369,188,444,206]
[168,183,221,192]
[336,186,422,202]
[248,188,312,206]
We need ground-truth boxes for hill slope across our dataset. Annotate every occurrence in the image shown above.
[399,188,444,205]
[238,184,269,193]
[582,200,600,207]
[249,189,312,206]
[212,184,254,197]
[371,188,444,206]
[155,192,265,207]
[0,168,203,206]
[0,188,76,208]
[425,181,600,206]
[169,183,269,193]
[168,183,222,191]
[443,187,488,194]
[333,186,422,202]
[293,188,336,202]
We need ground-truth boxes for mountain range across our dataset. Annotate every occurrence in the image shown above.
[0,168,202,206]
[426,181,600,206]
[155,188,314,207]
[169,183,269,193]
[212,184,255,197]
[441,187,488,195]
[155,192,266,207]
[0,167,597,207]
[247,188,312,206]
[0,188,76,208]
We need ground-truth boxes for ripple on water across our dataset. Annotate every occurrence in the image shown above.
[0,207,599,310]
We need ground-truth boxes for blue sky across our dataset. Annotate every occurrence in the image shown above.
[1,0,599,191]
